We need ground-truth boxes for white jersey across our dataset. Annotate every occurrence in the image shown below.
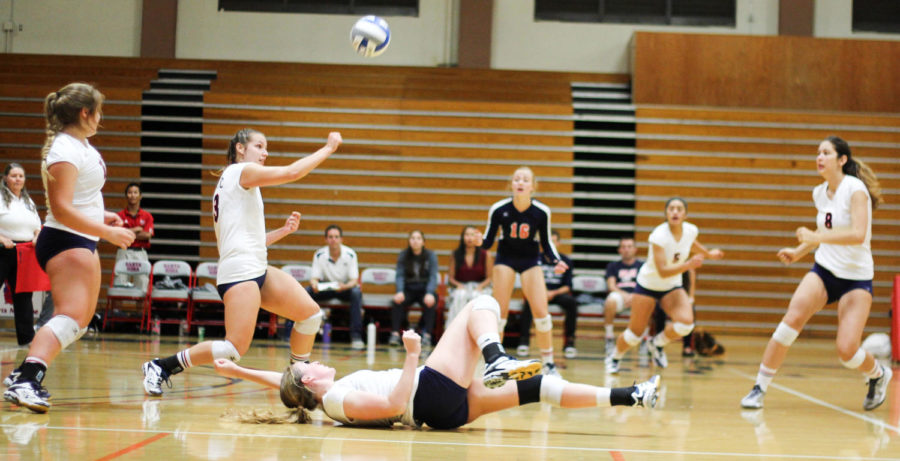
[0,195,41,241]
[813,175,873,280]
[322,366,422,427]
[637,222,699,291]
[213,163,268,284]
[43,133,106,241]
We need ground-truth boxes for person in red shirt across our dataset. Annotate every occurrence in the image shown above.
[114,182,153,290]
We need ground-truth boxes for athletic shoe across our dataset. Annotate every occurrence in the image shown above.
[605,356,621,374]
[542,362,562,378]
[864,365,892,411]
[142,359,171,397]
[483,355,542,389]
[3,380,50,413]
[564,346,577,359]
[350,339,365,350]
[741,385,766,409]
[516,344,530,357]
[631,374,661,408]
[3,370,51,400]
[650,343,668,369]
[388,332,401,347]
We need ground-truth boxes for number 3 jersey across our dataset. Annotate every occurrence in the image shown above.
[481,198,561,264]
[213,163,268,284]
[637,222,699,291]
[813,175,873,280]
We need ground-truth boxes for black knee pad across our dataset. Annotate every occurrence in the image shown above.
[517,375,543,405]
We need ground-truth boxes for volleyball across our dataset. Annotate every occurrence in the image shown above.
[862,333,892,360]
[350,15,390,57]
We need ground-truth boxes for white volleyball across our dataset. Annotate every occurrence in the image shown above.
[350,15,390,58]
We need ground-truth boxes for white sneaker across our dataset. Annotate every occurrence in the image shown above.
[3,380,50,413]
[350,339,365,350]
[516,345,530,357]
[864,365,892,411]
[741,385,765,409]
[631,375,660,408]
[650,343,668,369]
[564,346,577,359]
[483,355,542,389]
[142,360,171,397]
[3,369,19,387]
[542,362,562,378]
[605,356,621,374]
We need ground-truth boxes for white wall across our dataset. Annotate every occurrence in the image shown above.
[175,0,455,66]
[491,0,779,73]
[0,0,141,56]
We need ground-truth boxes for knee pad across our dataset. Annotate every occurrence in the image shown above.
[534,314,553,333]
[772,322,799,346]
[293,310,323,336]
[499,318,507,332]
[607,292,625,312]
[45,315,85,349]
[673,322,694,337]
[211,340,241,362]
[471,295,501,321]
[623,328,642,346]
[840,348,866,369]
[539,374,566,406]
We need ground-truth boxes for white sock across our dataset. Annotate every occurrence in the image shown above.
[291,352,310,364]
[177,349,193,369]
[595,387,611,407]
[477,332,501,350]
[541,348,554,365]
[756,364,777,392]
[652,333,671,347]
[605,325,614,338]
[864,362,884,380]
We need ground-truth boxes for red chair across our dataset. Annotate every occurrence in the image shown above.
[103,259,152,331]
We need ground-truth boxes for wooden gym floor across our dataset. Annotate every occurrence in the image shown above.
[1,332,899,460]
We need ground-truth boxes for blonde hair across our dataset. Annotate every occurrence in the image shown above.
[40,83,105,206]
[220,366,318,424]
[827,136,884,210]
[509,166,538,193]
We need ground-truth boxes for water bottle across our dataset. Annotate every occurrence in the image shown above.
[179,319,188,338]
[322,322,332,344]
[366,322,376,365]
[151,317,161,335]
[197,326,205,342]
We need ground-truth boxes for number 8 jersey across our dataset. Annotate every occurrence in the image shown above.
[213,163,268,285]
[813,175,873,280]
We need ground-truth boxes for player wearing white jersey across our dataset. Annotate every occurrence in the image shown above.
[605,197,723,375]
[214,295,660,429]
[141,128,342,397]
[742,136,889,411]
[4,83,135,413]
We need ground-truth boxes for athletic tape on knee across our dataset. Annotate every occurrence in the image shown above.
[539,374,566,406]
[607,291,624,312]
[211,340,241,362]
[772,322,799,346]
[46,315,82,349]
[673,322,694,337]
[623,328,641,346]
[293,310,323,336]
[534,314,553,333]
[840,348,866,369]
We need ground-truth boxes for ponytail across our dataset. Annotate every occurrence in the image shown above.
[828,136,884,210]
[215,128,262,176]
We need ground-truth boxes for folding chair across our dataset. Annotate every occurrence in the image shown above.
[104,259,152,331]
[148,260,193,331]
[189,262,222,330]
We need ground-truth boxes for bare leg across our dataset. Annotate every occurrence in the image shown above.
[260,267,321,360]
[520,266,554,357]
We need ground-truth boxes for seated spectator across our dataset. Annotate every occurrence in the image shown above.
[517,230,578,359]
[306,225,364,349]
[114,182,154,290]
[603,237,642,356]
[390,230,439,347]
[445,225,493,327]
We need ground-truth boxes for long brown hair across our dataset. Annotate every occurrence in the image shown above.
[827,136,884,210]
[40,83,104,205]
[214,128,263,176]
[222,366,318,424]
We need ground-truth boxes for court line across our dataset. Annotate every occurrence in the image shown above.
[93,432,169,461]
[1,423,897,460]
[729,368,900,433]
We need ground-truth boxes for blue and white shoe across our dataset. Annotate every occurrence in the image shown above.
[632,375,661,408]
[483,355,542,389]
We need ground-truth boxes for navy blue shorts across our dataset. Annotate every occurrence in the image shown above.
[217,272,267,299]
[810,263,873,305]
[633,282,680,301]
[495,252,541,274]
[413,366,468,430]
[35,226,98,271]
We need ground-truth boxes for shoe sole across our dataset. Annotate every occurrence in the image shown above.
[4,391,50,414]
[483,361,543,389]
[740,401,763,409]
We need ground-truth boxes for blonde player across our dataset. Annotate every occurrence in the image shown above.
[605,197,723,374]
[741,136,888,411]
[141,128,341,396]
